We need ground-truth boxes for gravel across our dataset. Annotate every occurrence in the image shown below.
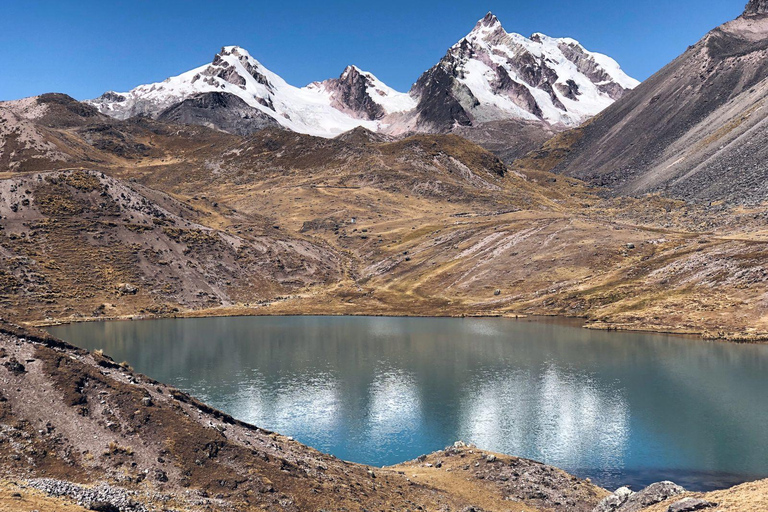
[26,478,149,512]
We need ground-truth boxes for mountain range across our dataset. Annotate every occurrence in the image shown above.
[87,12,637,156]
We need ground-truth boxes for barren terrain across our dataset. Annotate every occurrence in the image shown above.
[1,94,766,340]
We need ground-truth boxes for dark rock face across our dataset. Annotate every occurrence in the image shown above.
[322,66,387,120]
[558,42,629,99]
[210,47,272,89]
[96,92,126,103]
[667,498,718,512]
[557,79,582,100]
[493,67,544,118]
[553,11,768,205]
[745,0,768,15]
[157,92,279,136]
[411,57,475,132]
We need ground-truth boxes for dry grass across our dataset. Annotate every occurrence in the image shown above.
[0,481,89,512]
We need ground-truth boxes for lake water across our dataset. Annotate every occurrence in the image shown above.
[49,316,768,492]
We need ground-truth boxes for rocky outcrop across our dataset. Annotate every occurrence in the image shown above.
[667,497,718,512]
[593,481,686,512]
[744,0,768,16]
[322,66,388,120]
[157,91,280,135]
[410,57,475,132]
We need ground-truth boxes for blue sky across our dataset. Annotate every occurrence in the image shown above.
[0,0,749,101]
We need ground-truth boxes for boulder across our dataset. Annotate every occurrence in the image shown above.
[117,283,138,295]
[592,482,685,512]
[620,482,686,512]
[593,486,633,512]
[667,498,718,512]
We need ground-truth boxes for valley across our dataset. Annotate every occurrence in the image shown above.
[1,1,768,511]
[1,93,766,339]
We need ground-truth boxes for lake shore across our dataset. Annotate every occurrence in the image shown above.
[25,297,768,344]
[2,319,768,511]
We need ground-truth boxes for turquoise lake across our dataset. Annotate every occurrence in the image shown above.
[49,315,768,492]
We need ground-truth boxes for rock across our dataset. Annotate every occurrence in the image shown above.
[26,479,148,512]
[744,0,768,15]
[593,486,633,512]
[89,502,120,512]
[626,243,635,249]
[667,498,718,512]
[157,92,280,136]
[494,289,501,296]
[117,283,138,295]
[3,357,26,375]
[593,482,685,512]
[141,397,153,407]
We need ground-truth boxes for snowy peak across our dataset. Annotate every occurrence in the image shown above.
[475,12,503,31]
[316,66,416,120]
[88,46,388,137]
[408,13,639,131]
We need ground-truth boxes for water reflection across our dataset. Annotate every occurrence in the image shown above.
[49,316,768,491]
[460,365,629,471]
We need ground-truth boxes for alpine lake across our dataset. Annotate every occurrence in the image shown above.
[49,315,768,492]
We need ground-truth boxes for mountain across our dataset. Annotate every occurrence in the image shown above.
[88,13,637,149]
[88,46,387,137]
[405,13,638,133]
[548,2,768,205]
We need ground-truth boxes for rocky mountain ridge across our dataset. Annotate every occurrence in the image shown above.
[545,1,768,204]
[745,0,768,16]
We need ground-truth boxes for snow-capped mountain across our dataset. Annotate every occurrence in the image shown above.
[88,13,638,138]
[407,13,639,132]
[89,46,385,137]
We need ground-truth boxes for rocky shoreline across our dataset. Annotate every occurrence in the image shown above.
[1,318,766,511]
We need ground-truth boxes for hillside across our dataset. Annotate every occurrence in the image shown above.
[549,3,768,205]
[0,93,767,338]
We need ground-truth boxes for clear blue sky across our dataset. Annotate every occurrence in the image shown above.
[0,0,749,101]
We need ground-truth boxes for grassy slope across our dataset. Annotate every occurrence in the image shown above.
[1,95,767,339]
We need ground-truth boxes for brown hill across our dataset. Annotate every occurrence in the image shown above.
[1,94,768,339]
